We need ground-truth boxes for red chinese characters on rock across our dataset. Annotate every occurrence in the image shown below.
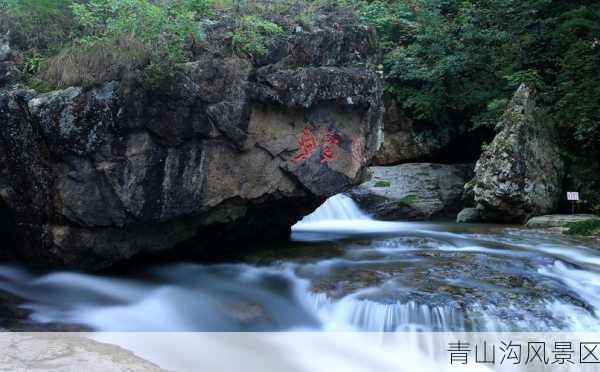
[293,127,341,164]
[293,127,318,162]
[320,129,340,163]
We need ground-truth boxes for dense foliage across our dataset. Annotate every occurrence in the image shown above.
[227,15,283,57]
[348,0,600,152]
[1,0,599,151]
[70,0,209,58]
[0,0,75,53]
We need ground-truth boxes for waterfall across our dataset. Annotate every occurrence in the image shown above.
[291,194,383,238]
[307,293,466,332]
[291,194,421,237]
[297,194,370,223]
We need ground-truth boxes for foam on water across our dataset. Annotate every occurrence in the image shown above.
[308,293,466,332]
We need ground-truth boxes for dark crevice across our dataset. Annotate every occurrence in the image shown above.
[0,201,18,261]
[433,127,494,164]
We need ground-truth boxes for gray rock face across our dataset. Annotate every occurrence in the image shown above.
[0,24,383,269]
[526,214,600,229]
[471,85,565,223]
[349,163,474,220]
[456,208,481,223]
[372,99,454,165]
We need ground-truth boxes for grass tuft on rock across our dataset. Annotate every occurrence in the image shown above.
[566,219,600,236]
[43,37,151,88]
[373,180,390,188]
[398,195,417,205]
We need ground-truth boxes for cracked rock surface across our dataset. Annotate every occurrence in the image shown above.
[0,18,383,269]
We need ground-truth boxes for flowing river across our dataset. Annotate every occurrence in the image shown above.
[0,195,600,372]
[0,194,599,369]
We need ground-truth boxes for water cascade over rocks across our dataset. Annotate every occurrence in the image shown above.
[296,194,370,223]
[0,194,599,369]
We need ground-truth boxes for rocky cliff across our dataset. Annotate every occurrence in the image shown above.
[0,19,384,269]
[470,84,565,223]
[350,163,473,220]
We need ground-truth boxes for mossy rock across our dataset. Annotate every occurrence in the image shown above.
[373,180,391,188]
[398,195,417,205]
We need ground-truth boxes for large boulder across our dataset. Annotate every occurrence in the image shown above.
[349,163,473,220]
[471,85,565,223]
[0,21,383,269]
[456,208,481,223]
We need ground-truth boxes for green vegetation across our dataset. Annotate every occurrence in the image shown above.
[1,0,599,157]
[227,15,283,58]
[373,180,391,187]
[566,219,600,236]
[1,0,210,87]
[348,0,600,154]
[69,0,208,57]
[398,195,418,205]
[0,0,75,52]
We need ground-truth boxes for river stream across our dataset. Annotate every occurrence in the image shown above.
[0,194,599,334]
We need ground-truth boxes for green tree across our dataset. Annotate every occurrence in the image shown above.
[0,0,76,52]
[353,0,600,153]
[227,15,283,58]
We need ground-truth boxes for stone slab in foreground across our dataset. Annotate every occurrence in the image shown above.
[0,333,163,371]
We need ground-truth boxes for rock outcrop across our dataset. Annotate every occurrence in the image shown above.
[0,21,383,269]
[456,208,481,223]
[470,85,565,223]
[0,334,163,371]
[349,163,473,220]
[526,214,600,229]
[0,33,21,88]
[372,100,453,165]
[372,98,490,166]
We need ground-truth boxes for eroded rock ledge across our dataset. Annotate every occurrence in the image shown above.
[0,22,383,269]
